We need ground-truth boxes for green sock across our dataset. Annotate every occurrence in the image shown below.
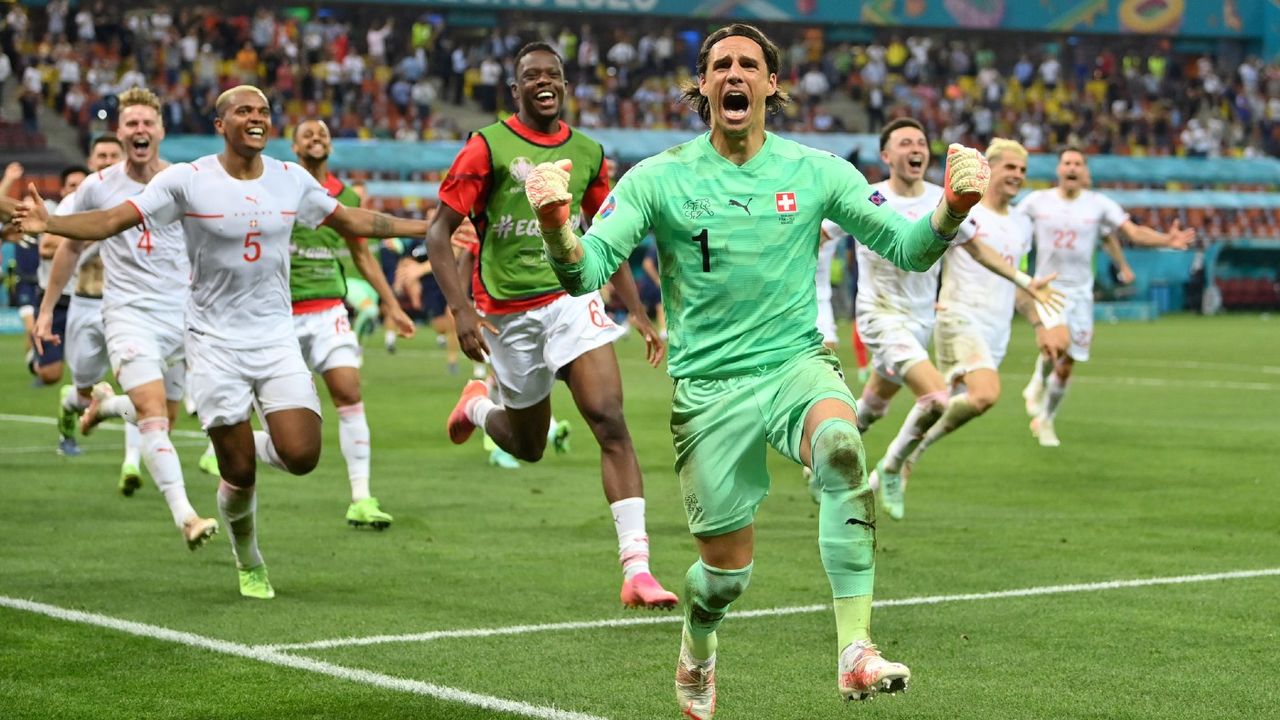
[682,559,753,662]
[834,595,873,651]
[810,417,877,651]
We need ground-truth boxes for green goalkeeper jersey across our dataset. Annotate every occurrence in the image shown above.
[550,132,951,379]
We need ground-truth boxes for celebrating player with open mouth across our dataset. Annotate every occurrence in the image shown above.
[521,23,988,717]
[14,86,430,600]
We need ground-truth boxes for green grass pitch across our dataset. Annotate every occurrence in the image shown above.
[1,313,1277,719]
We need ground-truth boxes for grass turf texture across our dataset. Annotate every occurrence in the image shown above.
[1,314,1277,719]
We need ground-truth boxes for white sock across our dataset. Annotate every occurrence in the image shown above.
[909,393,982,465]
[611,497,651,580]
[545,414,559,443]
[64,389,90,412]
[217,480,263,569]
[123,421,141,467]
[204,440,216,457]
[1029,355,1052,394]
[98,395,137,423]
[138,417,196,528]
[1045,373,1069,420]
[337,402,371,502]
[384,329,396,346]
[253,431,289,472]
[466,396,497,431]
[883,391,948,473]
[855,389,889,431]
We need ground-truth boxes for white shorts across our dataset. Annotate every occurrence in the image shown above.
[856,311,934,386]
[816,297,837,345]
[65,295,110,389]
[1039,291,1093,362]
[483,292,626,409]
[295,302,361,374]
[933,310,1011,383]
[185,332,321,430]
[104,306,186,399]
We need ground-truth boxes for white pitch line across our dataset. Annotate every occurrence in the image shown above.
[1101,358,1280,375]
[0,440,207,455]
[0,595,608,720]
[0,413,207,438]
[1071,376,1280,392]
[265,568,1280,652]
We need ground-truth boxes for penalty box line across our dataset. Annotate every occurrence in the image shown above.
[0,595,609,720]
[265,567,1280,652]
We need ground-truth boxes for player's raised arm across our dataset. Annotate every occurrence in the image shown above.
[324,205,428,240]
[13,183,141,241]
[828,144,988,272]
[1117,217,1196,249]
[961,237,1065,312]
[526,159,650,295]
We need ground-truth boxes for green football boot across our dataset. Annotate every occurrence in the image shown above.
[550,419,572,454]
[198,447,221,477]
[238,564,275,600]
[346,497,393,530]
[489,447,520,469]
[119,461,143,497]
[57,384,80,439]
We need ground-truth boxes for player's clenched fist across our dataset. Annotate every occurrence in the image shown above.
[525,159,573,230]
[943,143,989,215]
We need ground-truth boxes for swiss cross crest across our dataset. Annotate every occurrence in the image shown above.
[775,192,797,214]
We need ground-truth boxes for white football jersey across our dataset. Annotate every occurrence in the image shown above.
[940,203,1033,323]
[49,194,84,291]
[38,198,75,293]
[1019,188,1127,293]
[853,181,944,319]
[129,155,339,347]
[817,219,843,304]
[72,163,189,314]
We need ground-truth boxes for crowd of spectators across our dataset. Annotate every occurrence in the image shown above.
[3,3,1280,166]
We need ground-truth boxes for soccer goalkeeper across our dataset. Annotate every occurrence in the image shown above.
[524,24,988,718]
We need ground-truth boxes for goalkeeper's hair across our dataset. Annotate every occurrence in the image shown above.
[878,117,927,151]
[680,23,790,127]
[986,137,1028,164]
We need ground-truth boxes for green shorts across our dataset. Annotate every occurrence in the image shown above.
[671,346,856,537]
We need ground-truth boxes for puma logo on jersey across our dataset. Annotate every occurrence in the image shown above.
[245,195,259,205]
[728,197,752,215]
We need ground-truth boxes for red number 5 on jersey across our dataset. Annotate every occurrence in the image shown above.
[243,231,262,262]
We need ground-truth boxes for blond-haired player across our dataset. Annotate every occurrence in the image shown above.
[902,138,1064,471]
[36,90,221,548]
[1019,148,1194,446]
[18,86,430,599]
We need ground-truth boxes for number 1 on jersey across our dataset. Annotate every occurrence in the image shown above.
[691,228,710,272]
